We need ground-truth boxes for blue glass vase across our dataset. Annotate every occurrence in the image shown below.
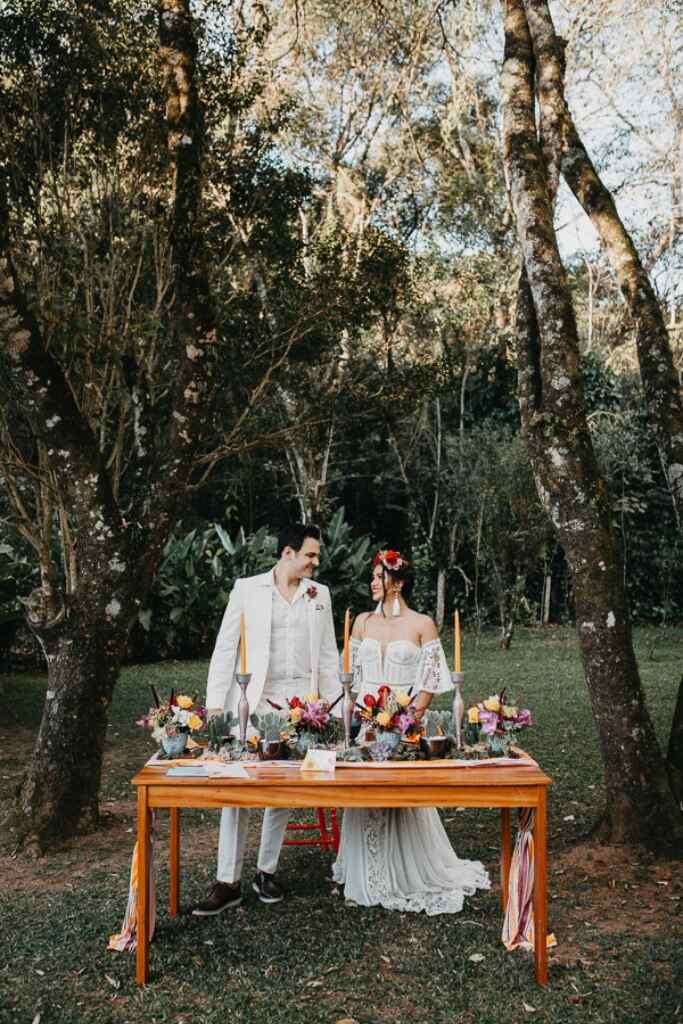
[161,732,188,756]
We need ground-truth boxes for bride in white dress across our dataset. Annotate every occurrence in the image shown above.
[332,550,490,915]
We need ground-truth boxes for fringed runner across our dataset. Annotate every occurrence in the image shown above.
[108,837,156,952]
[502,809,556,951]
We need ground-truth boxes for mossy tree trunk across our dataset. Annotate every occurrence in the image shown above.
[501,0,683,848]
[2,0,216,852]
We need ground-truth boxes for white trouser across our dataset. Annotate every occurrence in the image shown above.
[216,676,309,883]
[217,806,292,883]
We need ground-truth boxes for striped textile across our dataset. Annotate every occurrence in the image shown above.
[108,837,156,953]
[502,809,557,951]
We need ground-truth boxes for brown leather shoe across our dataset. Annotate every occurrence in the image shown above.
[252,870,285,904]
[191,880,242,916]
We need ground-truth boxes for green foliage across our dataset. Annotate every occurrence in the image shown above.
[318,507,374,617]
[131,510,375,660]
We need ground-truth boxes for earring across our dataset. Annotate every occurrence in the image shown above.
[391,592,401,617]
[374,601,383,615]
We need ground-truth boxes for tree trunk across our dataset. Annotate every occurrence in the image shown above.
[435,567,446,628]
[11,614,127,852]
[668,676,683,806]
[523,0,683,531]
[502,0,683,848]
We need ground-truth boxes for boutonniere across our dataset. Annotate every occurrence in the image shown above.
[305,585,325,611]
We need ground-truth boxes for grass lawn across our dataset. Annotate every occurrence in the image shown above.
[1,625,682,1024]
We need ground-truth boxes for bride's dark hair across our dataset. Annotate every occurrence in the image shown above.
[373,550,415,601]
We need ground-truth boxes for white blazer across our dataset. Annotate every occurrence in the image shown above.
[205,569,340,716]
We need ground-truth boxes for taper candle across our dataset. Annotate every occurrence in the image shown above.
[454,610,461,673]
[343,608,351,674]
[239,612,247,674]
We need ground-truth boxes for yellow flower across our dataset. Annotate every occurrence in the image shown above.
[468,706,480,724]
[483,697,500,712]
[503,705,518,718]
[176,695,193,709]
[376,711,391,727]
[290,707,303,722]
[395,690,411,707]
[304,692,319,704]
[187,713,203,731]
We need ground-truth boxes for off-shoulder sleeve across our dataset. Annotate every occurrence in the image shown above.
[415,638,453,695]
[350,637,363,691]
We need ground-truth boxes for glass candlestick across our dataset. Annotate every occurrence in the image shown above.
[340,672,355,750]
[451,671,464,750]
[235,673,251,749]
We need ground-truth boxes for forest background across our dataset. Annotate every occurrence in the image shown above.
[3,0,682,659]
[1,0,683,855]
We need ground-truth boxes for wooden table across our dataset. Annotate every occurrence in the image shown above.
[132,761,552,986]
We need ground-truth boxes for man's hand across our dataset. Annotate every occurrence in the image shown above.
[206,708,223,721]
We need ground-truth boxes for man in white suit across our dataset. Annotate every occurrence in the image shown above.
[192,523,340,915]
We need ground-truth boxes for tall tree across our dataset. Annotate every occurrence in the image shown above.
[500,0,682,846]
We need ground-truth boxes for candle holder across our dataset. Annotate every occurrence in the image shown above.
[235,673,251,748]
[340,672,355,750]
[451,671,464,750]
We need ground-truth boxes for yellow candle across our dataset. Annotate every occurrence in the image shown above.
[240,612,247,674]
[343,608,351,674]
[454,611,461,672]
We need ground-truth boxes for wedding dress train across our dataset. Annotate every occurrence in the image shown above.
[332,637,490,914]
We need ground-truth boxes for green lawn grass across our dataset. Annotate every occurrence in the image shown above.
[1,626,682,1024]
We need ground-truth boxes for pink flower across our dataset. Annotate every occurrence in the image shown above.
[306,585,318,599]
[478,710,499,735]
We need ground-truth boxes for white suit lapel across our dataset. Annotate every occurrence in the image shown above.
[242,570,274,713]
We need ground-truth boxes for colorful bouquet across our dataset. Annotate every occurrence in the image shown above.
[283,692,338,750]
[137,690,205,744]
[356,685,421,741]
[465,689,532,755]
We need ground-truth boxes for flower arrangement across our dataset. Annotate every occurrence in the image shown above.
[465,689,532,755]
[356,685,421,740]
[283,692,338,751]
[137,690,205,745]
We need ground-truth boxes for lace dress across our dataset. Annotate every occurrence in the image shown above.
[331,637,490,915]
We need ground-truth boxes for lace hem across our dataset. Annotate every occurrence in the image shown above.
[361,808,489,916]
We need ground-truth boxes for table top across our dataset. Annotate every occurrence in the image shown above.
[132,761,551,809]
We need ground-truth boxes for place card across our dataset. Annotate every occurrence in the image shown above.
[300,749,336,772]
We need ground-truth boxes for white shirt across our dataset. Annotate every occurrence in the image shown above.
[267,579,312,689]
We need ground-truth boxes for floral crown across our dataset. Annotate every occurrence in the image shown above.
[372,549,405,572]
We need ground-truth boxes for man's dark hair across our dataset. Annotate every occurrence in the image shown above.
[277,523,321,557]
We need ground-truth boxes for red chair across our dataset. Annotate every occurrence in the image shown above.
[283,809,340,853]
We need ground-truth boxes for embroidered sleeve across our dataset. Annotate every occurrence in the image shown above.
[416,639,453,695]
[350,638,363,691]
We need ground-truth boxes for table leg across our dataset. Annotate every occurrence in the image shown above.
[533,789,548,986]
[169,808,180,916]
[501,808,512,912]
[136,785,151,986]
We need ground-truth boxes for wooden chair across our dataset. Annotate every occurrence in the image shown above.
[283,809,340,853]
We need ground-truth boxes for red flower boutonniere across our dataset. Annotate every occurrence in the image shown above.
[306,585,318,600]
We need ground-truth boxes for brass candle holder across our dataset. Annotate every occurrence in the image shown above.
[451,671,464,750]
[340,672,355,750]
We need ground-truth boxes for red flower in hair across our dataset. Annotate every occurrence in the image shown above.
[363,694,377,708]
[372,549,405,572]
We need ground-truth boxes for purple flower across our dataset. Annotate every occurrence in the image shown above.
[516,709,532,727]
[396,712,414,734]
[479,710,498,735]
